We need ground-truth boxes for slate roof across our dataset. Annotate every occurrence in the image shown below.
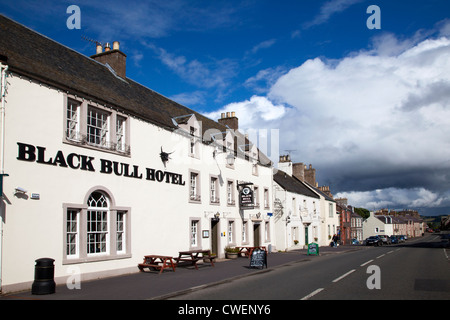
[0,14,225,136]
[0,14,275,167]
[273,170,320,199]
[309,183,335,202]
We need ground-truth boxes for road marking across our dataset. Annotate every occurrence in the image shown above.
[387,250,394,254]
[376,254,385,259]
[360,259,373,267]
[300,288,324,300]
[332,269,355,283]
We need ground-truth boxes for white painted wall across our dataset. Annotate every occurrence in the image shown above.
[0,75,274,292]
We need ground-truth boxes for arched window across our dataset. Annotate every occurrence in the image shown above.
[87,191,109,254]
[63,187,131,264]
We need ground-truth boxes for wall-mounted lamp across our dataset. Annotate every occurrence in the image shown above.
[211,212,220,222]
[15,187,27,195]
[15,187,28,199]
[213,150,235,166]
[286,215,291,225]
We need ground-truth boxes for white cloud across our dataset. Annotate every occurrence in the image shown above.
[170,91,206,106]
[204,95,287,130]
[249,39,277,55]
[304,0,364,29]
[335,187,448,210]
[220,27,450,211]
[76,0,242,40]
[266,33,450,166]
[244,66,287,94]
[147,44,238,92]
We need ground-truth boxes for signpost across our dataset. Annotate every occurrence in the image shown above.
[249,249,267,269]
[307,243,319,256]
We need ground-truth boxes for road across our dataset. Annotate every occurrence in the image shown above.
[170,234,450,300]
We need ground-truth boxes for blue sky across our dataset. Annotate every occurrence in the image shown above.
[2,0,450,215]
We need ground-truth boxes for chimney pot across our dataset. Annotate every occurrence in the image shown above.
[218,111,239,130]
[91,41,127,79]
[231,111,236,117]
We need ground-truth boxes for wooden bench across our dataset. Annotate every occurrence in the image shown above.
[138,255,176,274]
[236,246,267,258]
[175,250,216,270]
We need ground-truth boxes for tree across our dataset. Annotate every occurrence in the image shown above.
[355,207,370,219]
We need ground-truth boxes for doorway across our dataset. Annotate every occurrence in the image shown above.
[304,225,309,245]
[211,218,219,256]
[291,226,298,246]
[253,222,260,247]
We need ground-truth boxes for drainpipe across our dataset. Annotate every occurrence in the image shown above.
[1,62,8,174]
[0,62,8,291]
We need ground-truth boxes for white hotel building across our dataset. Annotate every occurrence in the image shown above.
[0,15,274,293]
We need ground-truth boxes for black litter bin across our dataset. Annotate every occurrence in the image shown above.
[31,258,55,295]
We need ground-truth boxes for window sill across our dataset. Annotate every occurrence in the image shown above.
[63,253,132,265]
[189,195,202,204]
[63,138,131,157]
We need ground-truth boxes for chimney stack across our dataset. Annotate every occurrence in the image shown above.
[292,162,305,182]
[304,164,316,186]
[218,111,239,131]
[91,41,127,79]
[278,154,293,176]
[319,185,333,198]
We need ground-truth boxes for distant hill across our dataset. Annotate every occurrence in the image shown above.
[421,215,450,230]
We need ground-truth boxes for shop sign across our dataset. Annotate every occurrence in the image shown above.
[249,248,267,269]
[16,142,185,186]
[239,186,254,209]
[307,243,319,256]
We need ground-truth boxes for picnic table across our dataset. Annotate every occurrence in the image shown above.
[175,249,216,270]
[138,255,176,274]
[236,246,267,257]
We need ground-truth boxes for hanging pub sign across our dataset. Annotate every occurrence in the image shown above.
[239,186,254,209]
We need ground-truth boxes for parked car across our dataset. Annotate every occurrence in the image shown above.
[365,236,382,246]
[351,238,360,245]
[379,235,391,245]
[390,235,399,244]
[398,235,406,242]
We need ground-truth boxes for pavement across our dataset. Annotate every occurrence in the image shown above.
[1,244,366,300]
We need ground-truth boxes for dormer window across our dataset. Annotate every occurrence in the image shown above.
[172,114,201,159]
